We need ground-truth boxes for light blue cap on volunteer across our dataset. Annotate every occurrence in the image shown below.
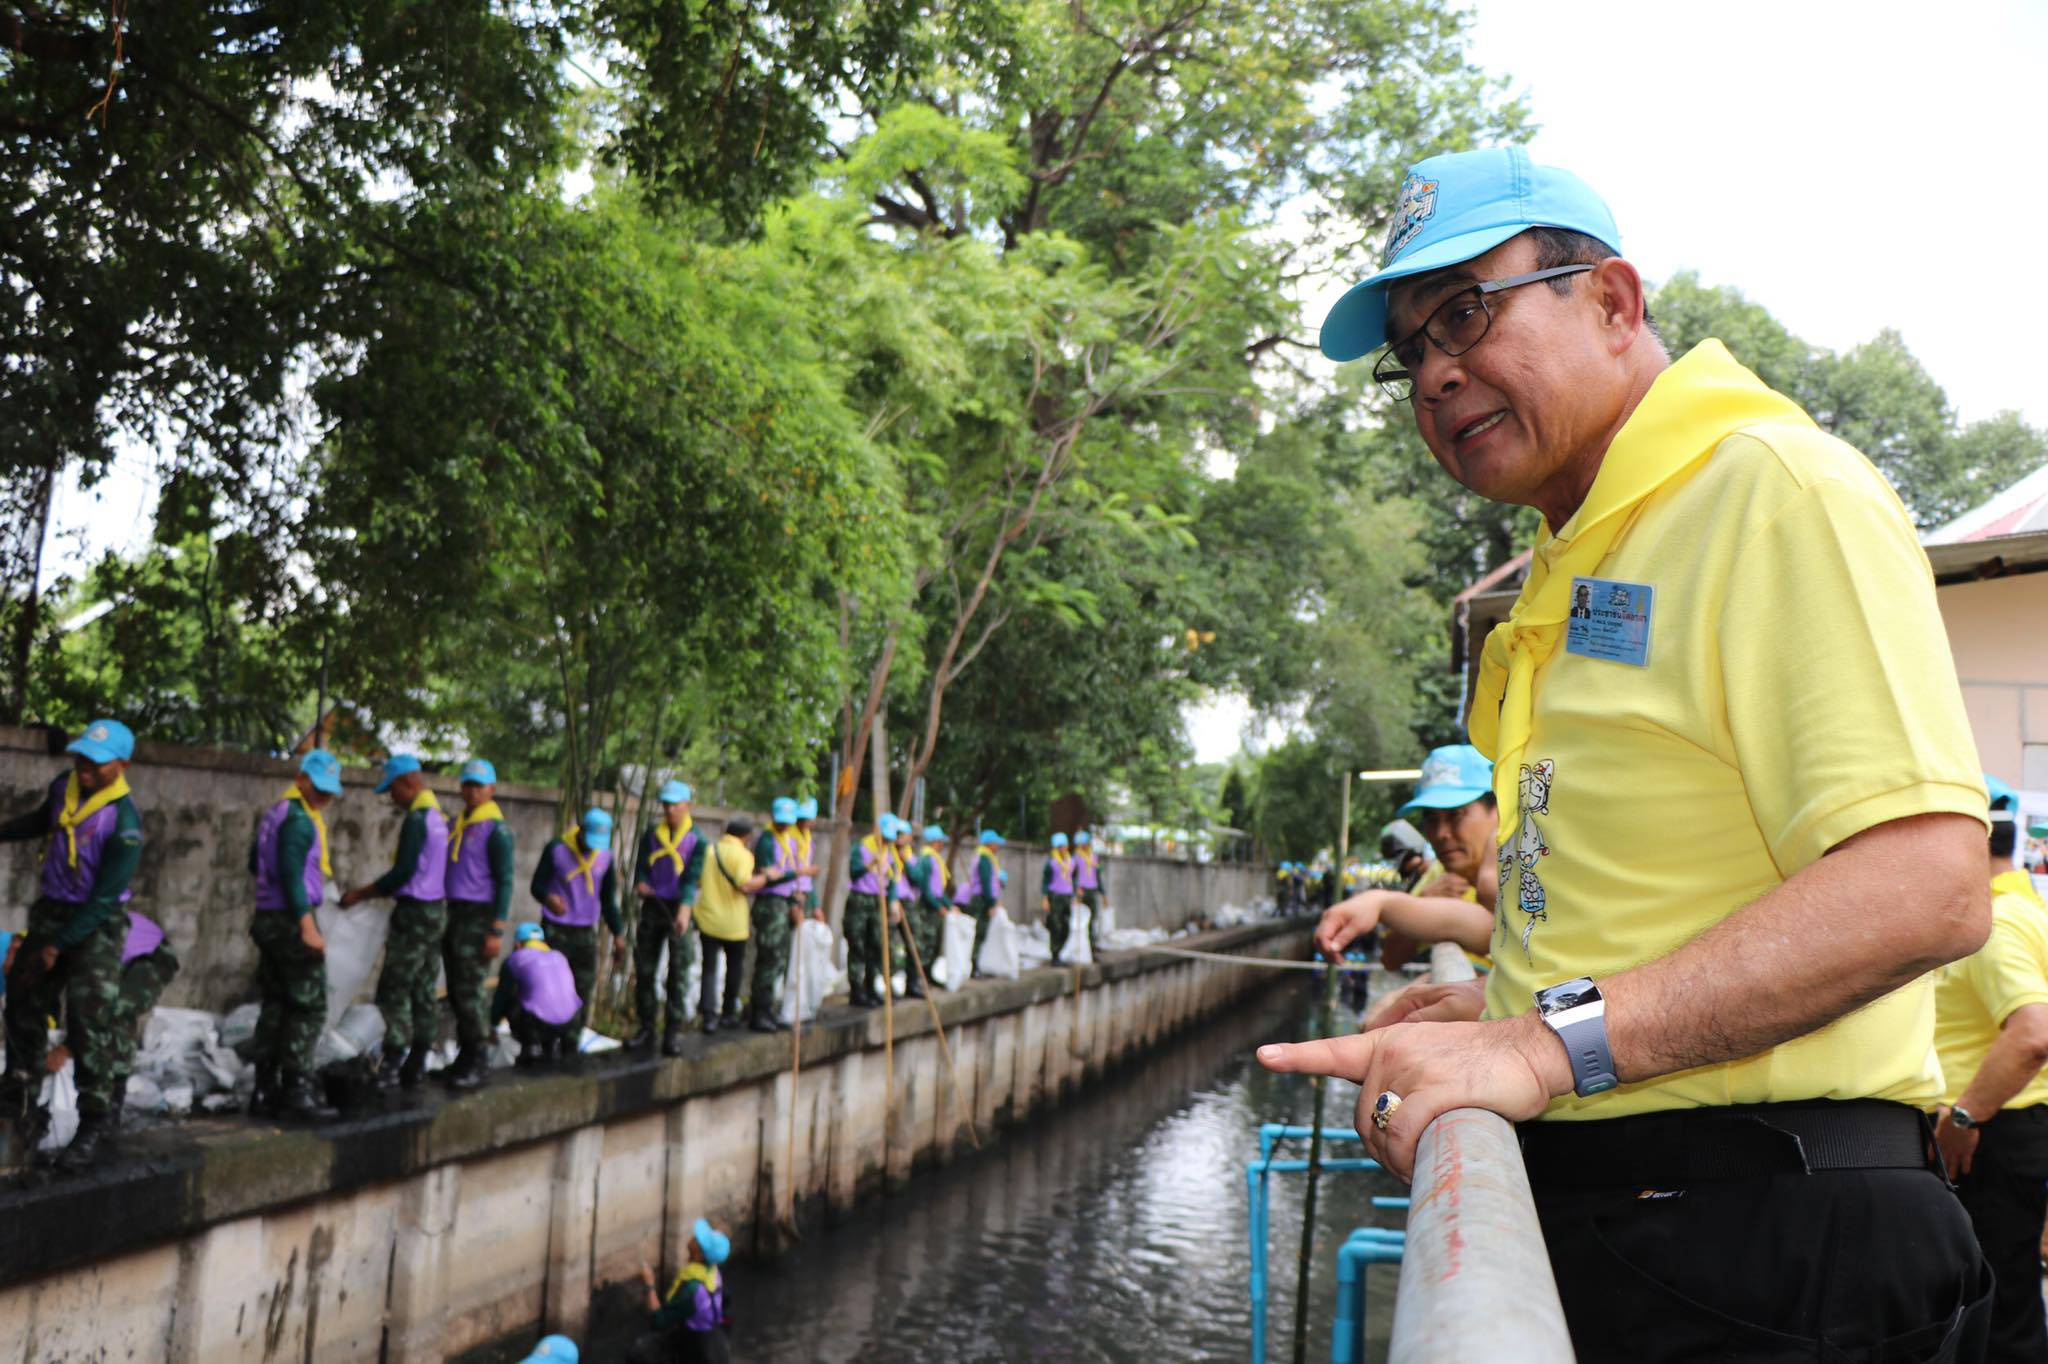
[979,830,1004,846]
[66,718,135,765]
[1076,831,1092,846]
[460,758,497,785]
[772,796,798,825]
[1397,744,1495,819]
[515,922,545,944]
[1050,832,1069,849]
[579,807,613,849]
[299,748,344,795]
[1319,146,1621,364]
[518,1336,579,1364]
[659,779,693,805]
[374,753,422,794]
[692,1216,731,1266]
[1986,772,2019,813]
[923,824,947,843]
[798,796,819,821]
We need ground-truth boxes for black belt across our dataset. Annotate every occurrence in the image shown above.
[1517,1099,1935,1188]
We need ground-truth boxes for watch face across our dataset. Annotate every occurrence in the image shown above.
[1539,978,1601,1014]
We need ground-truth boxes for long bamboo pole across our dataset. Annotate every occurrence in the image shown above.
[901,919,981,1151]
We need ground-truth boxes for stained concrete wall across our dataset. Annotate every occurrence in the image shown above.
[0,725,1271,1013]
[0,917,1311,1363]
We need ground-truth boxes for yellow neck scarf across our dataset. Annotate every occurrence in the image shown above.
[795,827,813,863]
[562,830,600,892]
[667,1262,720,1302]
[408,788,439,815]
[1051,848,1073,873]
[56,771,129,867]
[652,814,695,872]
[925,849,950,890]
[1993,868,2047,910]
[1469,341,1812,840]
[283,785,332,876]
[862,833,888,869]
[450,800,504,860]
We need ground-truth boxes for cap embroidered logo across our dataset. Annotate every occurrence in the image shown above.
[1382,173,1439,267]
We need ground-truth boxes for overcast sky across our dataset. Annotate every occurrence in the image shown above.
[1192,0,2048,763]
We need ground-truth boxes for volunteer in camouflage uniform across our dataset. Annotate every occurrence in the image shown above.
[492,923,582,1067]
[796,797,826,921]
[1074,830,1106,944]
[248,749,344,1122]
[844,814,899,1008]
[904,826,952,998]
[530,806,625,1054]
[108,909,179,1123]
[749,798,813,1032]
[960,830,1005,976]
[441,758,514,1091]
[0,718,146,1170]
[629,780,705,1056]
[1040,832,1077,956]
[341,754,449,1089]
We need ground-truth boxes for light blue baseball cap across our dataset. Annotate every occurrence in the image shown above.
[515,922,545,944]
[375,753,422,794]
[876,813,898,837]
[460,758,497,786]
[923,824,947,843]
[693,1216,731,1266]
[518,1336,579,1363]
[1986,772,2019,813]
[1320,146,1621,363]
[659,779,693,805]
[979,830,1004,846]
[1050,832,1069,849]
[66,718,135,765]
[299,749,344,796]
[771,796,798,825]
[797,796,819,821]
[1075,830,1092,846]
[1398,744,1496,818]
[579,807,613,850]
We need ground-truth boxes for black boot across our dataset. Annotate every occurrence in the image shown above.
[624,1025,655,1051]
[698,1012,720,1036]
[515,1040,548,1069]
[444,1047,486,1091]
[748,1004,780,1033]
[660,1028,686,1058]
[273,1071,338,1121]
[249,1062,280,1117]
[52,1110,113,1172]
[374,1045,406,1090]
[903,976,927,1000]
[399,1046,428,1089]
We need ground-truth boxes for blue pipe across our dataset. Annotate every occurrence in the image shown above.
[1331,1231,1406,1364]
[1247,1164,1267,1364]
[1370,1196,1411,1210]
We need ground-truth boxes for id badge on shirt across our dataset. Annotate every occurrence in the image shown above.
[1565,576,1654,667]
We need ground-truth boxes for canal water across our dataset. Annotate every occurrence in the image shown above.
[647,975,1410,1363]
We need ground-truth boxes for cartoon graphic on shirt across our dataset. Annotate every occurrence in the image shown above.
[1500,758,1553,958]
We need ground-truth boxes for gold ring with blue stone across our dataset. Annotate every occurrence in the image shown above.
[1372,1090,1402,1132]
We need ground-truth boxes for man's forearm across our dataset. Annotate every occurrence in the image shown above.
[1958,1007,2048,1120]
[1376,893,1493,956]
[1593,812,1988,1086]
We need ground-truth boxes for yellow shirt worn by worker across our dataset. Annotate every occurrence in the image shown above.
[1471,341,1987,1121]
[1935,872,2048,1111]
[694,834,757,942]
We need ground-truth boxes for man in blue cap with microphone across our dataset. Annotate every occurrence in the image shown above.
[0,717,145,1168]
[530,806,625,1055]
[341,753,451,1089]
[1258,146,1997,1356]
[442,758,513,1090]
[630,779,704,1055]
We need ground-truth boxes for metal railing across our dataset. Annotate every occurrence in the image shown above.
[1386,943,1574,1362]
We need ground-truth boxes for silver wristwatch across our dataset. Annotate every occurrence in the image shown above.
[1534,976,1618,1097]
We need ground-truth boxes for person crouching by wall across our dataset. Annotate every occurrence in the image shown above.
[492,924,581,1068]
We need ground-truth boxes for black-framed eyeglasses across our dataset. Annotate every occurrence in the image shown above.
[1371,264,1595,401]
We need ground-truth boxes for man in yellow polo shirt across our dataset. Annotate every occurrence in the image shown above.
[693,817,768,1036]
[1934,775,2048,1362]
[1259,146,1992,1359]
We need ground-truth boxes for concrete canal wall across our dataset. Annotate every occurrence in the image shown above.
[0,917,1312,1363]
[0,725,1272,1016]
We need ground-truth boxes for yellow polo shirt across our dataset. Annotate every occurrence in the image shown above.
[1935,872,2048,1111]
[694,835,756,942]
[1479,346,1987,1120]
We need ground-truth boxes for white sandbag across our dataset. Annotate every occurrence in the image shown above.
[1017,922,1055,967]
[779,919,837,1023]
[160,1081,195,1115]
[1057,905,1093,965]
[218,1002,260,1054]
[124,1072,165,1114]
[333,1003,386,1058]
[976,907,1022,980]
[37,1058,76,1151]
[315,894,389,1029]
[937,910,976,990]
[138,1006,246,1100]
[1092,902,1117,937]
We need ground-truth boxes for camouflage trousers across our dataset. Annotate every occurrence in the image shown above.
[633,896,695,1034]
[1080,888,1103,943]
[4,898,126,1116]
[969,895,998,964]
[250,910,328,1075]
[377,897,447,1052]
[442,899,498,1051]
[904,901,942,981]
[543,921,598,1039]
[112,944,181,1094]
[843,893,884,995]
[749,895,796,1008]
[1045,894,1075,958]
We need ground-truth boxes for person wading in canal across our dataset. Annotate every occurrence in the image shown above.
[341,754,450,1089]
[442,758,514,1091]
[1933,775,2048,1363]
[1258,146,1996,1360]
[0,718,146,1169]
[630,780,705,1056]
[530,807,625,1058]
[247,749,344,1122]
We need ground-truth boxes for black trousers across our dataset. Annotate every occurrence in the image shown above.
[1956,1104,2048,1362]
[698,934,746,1022]
[1537,1164,1991,1362]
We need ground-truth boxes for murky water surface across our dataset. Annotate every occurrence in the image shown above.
[687,977,1409,1363]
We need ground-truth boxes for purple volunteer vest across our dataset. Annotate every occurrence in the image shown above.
[38,774,132,907]
[761,830,802,899]
[1045,854,1075,895]
[850,840,887,896]
[794,831,816,897]
[1076,852,1100,890]
[641,826,699,901]
[397,806,449,901]
[504,945,580,1025]
[891,848,913,901]
[543,838,612,926]
[254,798,326,912]
[121,910,164,964]
[446,815,501,903]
